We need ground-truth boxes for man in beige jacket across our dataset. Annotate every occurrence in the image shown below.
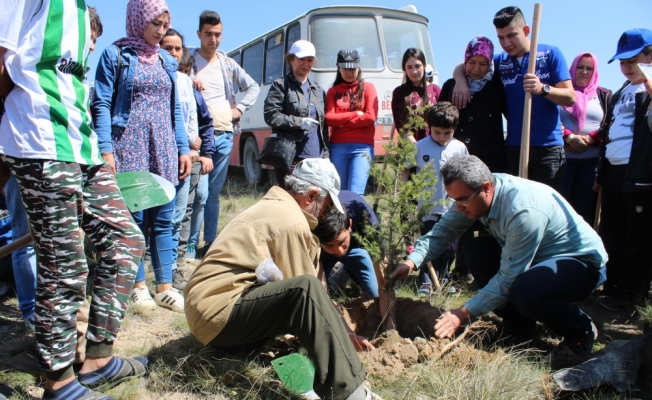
[184,158,381,400]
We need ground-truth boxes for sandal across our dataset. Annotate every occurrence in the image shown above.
[82,357,148,391]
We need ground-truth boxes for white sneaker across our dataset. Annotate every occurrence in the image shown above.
[363,381,383,400]
[154,288,184,313]
[130,286,156,310]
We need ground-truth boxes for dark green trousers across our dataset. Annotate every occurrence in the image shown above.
[211,275,365,400]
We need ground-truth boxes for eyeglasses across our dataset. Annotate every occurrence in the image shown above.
[495,6,522,17]
[447,186,482,207]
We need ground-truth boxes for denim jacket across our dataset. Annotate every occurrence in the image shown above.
[91,45,189,156]
[263,72,328,149]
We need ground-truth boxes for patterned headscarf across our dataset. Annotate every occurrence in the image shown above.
[563,53,600,132]
[114,0,171,65]
[464,36,495,94]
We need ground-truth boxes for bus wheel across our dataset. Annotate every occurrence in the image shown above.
[243,137,262,185]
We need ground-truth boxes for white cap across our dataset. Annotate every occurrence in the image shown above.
[289,40,317,59]
[291,158,343,214]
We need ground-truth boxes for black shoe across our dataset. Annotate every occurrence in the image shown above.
[172,269,188,291]
[596,295,629,312]
[195,241,212,260]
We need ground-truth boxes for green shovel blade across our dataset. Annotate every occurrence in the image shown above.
[271,353,315,394]
[115,172,175,212]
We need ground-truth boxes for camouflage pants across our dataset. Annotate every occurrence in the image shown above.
[3,157,145,374]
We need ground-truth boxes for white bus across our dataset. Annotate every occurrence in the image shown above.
[226,5,438,184]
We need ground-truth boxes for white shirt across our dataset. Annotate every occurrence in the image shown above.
[415,136,469,218]
[194,53,232,131]
[0,0,102,165]
[606,82,645,165]
[176,71,198,145]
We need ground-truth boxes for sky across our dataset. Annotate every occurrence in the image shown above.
[88,0,651,92]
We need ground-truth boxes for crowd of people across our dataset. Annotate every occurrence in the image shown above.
[0,0,651,399]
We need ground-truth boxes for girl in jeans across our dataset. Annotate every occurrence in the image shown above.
[325,50,378,195]
[92,0,191,313]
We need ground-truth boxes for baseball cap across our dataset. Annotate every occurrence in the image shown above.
[289,40,317,59]
[608,29,652,63]
[336,49,360,69]
[291,158,344,214]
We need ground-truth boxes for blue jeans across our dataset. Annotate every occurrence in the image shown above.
[204,132,233,243]
[321,247,378,298]
[560,157,599,224]
[5,174,36,320]
[134,185,180,285]
[465,236,601,340]
[329,143,373,196]
[179,162,209,251]
[172,180,190,265]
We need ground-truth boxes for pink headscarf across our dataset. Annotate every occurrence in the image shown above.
[564,52,600,132]
[114,0,171,65]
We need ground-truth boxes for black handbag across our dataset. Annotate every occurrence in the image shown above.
[256,136,297,170]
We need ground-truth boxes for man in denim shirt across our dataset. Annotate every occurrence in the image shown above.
[391,154,607,357]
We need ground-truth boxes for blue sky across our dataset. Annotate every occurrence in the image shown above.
[89,0,651,92]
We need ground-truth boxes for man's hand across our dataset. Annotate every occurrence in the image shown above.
[389,259,415,280]
[231,108,242,123]
[435,307,474,339]
[451,63,470,109]
[199,156,213,175]
[189,150,200,163]
[179,154,192,180]
[523,73,544,95]
[348,333,375,352]
[592,181,601,193]
[190,137,201,151]
[192,79,204,91]
[102,153,117,174]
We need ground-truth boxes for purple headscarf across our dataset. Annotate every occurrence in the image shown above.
[114,0,171,65]
[464,36,495,94]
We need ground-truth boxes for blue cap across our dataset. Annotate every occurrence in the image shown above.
[608,29,652,63]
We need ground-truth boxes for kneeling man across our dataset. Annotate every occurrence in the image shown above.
[184,159,381,400]
[391,154,607,356]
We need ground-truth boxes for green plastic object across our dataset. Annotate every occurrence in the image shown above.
[115,171,175,212]
[271,353,315,394]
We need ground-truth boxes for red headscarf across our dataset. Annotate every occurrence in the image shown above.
[114,0,171,65]
[564,52,599,132]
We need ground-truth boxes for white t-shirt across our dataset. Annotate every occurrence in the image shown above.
[560,96,603,159]
[193,53,232,131]
[606,82,645,165]
[176,71,198,145]
[415,136,468,218]
[0,0,102,165]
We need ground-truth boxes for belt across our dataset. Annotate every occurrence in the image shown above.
[214,130,230,136]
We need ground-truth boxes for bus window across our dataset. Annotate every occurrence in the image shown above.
[285,23,301,75]
[309,16,382,70]
[242,41,264,85]
[265,32,284,84]
[382,18,435,72]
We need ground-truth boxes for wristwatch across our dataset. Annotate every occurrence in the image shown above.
[540,84,551,97]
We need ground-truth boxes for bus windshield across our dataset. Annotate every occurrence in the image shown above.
[382,18,435,71]
[310,16,383,70]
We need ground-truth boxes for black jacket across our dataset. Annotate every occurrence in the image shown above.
[263,72,328,150]
[440,73,507,172]
[596,81,652,192]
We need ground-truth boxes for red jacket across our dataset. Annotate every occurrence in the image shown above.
[325,81,378,146]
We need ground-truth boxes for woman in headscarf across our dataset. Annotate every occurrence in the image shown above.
[440,36,507,173]
[439,36,507,285]
[92,0,191,313]
[561,52,611,224]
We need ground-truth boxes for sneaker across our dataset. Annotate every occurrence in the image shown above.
[130,286,156,310]
[154,288,184,313]
[185,245,196,261]
[418,284,432,298]
[24,315,35,333]
[172,269,188,291]
[300,390,320,400]
[362,381,383,400]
